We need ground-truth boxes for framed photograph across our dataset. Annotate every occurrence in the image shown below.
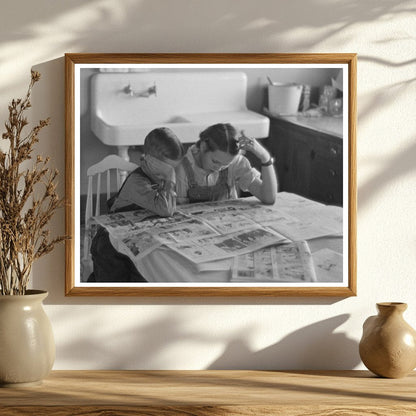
[65,53,356,296]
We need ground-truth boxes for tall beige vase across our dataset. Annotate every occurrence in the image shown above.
[0,290,55,387]
[359,302,416,378]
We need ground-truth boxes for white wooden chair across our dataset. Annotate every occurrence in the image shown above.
[82,154,138,280]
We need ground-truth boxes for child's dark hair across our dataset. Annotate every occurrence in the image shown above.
[144,127,184,161]
[197,123,239,155]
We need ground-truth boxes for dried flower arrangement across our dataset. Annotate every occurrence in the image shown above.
[0,71,66,295]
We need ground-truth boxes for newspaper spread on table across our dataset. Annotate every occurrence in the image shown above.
[231,241,317,283]
[312,248,343,282]
[92,195,342,279]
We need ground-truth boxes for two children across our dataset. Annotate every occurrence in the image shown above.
[89,123,275,282]
[89,127,184,282]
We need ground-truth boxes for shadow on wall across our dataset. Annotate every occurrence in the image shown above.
[0,0,414,96]
[54,310,208,369]
[359,138,416,209]
[207,314,360,370]
[53,306,359,370]
[30,57,67,300]
[357,70,416,209]
[25,0,415,304]
[1,1,414,53]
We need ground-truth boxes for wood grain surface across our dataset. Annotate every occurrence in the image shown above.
[0,370,415,415]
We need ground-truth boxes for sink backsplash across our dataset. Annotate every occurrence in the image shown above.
[90,71,269,145]
[92,71,248,124]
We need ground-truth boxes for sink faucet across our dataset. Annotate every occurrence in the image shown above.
[123,83,157,97]
[146,84,157,97]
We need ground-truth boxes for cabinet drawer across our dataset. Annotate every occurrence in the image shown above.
[310,135,343,162]
[310,159,343,205]
[267,117,343,206]
[309,140,343,205]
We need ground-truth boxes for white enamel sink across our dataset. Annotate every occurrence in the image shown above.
[90,71,270,150]
[92,110,269,146]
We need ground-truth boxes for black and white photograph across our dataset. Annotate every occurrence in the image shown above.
[65,54,356,296]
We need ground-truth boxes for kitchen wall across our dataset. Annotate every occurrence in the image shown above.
[79,66,338,195]
[0,0,415,370]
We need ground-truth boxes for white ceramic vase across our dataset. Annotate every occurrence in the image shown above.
[0,290,55,387]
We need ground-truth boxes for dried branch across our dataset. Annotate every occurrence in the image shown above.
[0,71,67,295]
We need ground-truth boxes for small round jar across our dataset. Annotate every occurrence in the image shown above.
[359,302,416,378]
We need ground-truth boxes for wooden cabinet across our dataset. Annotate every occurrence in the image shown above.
[266,116,343,206]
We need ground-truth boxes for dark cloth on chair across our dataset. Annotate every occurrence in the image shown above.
[89,226,147,283]
[88,166,168,283]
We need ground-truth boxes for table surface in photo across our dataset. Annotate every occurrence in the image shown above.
[96,192,343,283]
[1,370,415,415]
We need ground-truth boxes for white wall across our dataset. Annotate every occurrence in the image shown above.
[1,0,415,370]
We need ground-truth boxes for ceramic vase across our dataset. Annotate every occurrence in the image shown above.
[359,302,416,378]
[0,290,55,387]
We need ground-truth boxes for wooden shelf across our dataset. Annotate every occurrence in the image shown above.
[1,370,415,415]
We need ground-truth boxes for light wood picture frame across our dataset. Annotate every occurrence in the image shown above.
[65,53,356,296]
